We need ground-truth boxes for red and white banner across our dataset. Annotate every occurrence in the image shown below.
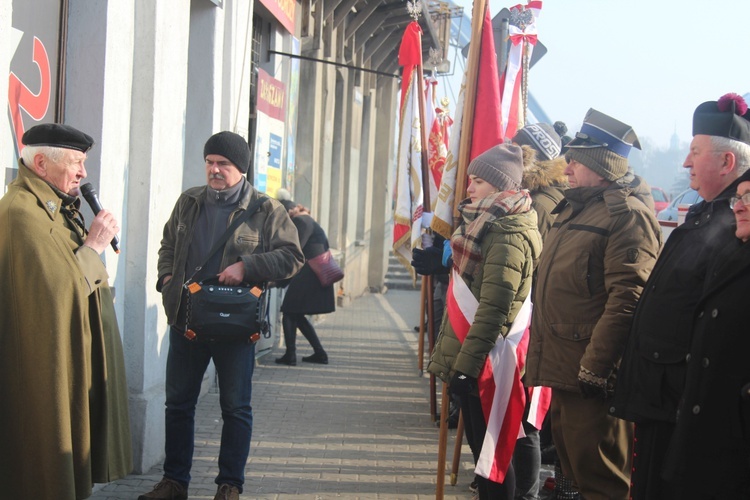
[499,1,542,141]
[424,77,452,212]
[526,385,551,431]
[445,268,544,483]
[430,6,503,240]
[474,292,530,482]
[393,21,425,270]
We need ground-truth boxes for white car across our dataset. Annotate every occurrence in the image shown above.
[657,188,703,222]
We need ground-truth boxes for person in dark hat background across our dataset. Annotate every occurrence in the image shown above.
[512,122,571,500]
[142,131,303,500]
[0,123,132,499]
[513,122,568,240]
[612,93,750,499]
[553,121,573,154]
[427,144,542,500]
[524,109,662,499]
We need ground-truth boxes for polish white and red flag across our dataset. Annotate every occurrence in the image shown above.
[445,268,547,483]
[424,76,452,212]
[430,5,503,240]
[393,21,425,270]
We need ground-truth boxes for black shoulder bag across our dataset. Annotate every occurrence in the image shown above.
[183,196,269,342]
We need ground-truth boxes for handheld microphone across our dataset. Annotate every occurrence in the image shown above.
[80,183,120,254]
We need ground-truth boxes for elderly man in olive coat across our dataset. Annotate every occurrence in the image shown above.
[524,110,662,500]
[0,124,132,499]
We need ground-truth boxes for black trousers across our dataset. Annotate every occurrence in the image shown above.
[456,391,515,500]
[282,313,326,356]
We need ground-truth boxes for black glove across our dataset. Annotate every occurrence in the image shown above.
[411,246,445,276]
[450,371,477,396]
[577,365,610,400]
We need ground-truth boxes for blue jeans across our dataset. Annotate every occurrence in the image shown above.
[164,327,255,491]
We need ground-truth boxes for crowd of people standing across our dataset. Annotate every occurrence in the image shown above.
[2,91,750,500]
[417,93,750,500]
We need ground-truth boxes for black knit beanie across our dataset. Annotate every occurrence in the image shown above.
[203,131,251,173]
[467,144,524,191]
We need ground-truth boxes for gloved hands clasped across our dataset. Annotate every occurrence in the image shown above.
[411,246,444,275]
[411,236,452,276]
[450,371,477,396]
[577,365,613,400]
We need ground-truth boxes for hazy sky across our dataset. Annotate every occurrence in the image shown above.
[446,0,750,148]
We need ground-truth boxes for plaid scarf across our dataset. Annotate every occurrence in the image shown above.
[451,190,532,281]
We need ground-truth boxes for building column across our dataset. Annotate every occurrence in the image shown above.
[369,76,398,291]
[123,0,191,473]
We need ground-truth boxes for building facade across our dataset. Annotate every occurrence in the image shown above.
[2,0,446,473]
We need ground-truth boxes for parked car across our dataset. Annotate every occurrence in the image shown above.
[651,187,670,215]
[657,188,703,222]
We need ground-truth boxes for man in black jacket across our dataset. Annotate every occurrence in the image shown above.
[611,93,750,499]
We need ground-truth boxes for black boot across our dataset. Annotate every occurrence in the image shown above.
[301,352,328,364]
[275,352,297,366]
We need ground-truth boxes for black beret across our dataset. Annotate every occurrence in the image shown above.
[22,123,95,153]
[693,93,750,145]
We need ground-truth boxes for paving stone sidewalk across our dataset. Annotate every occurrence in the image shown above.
[90,289,480,499]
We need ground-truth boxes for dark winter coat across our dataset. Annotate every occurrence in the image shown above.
[520,145,568,241]
[661,240,750,497]
[157,178,304,326]
[0,163,132,499]
[525,173,662,392]
[427,209,542,381]
[281,214,336,315]
[611,171,750,423]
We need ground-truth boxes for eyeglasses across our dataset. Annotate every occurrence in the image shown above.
[572,132,608,149]
[730,193,750,209]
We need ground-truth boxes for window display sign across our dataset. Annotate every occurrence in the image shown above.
[253,68,286,197]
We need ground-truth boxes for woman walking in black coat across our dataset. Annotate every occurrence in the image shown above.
[275,201,333,366]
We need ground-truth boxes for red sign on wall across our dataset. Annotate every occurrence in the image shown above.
[259,0,295,34]
[6,0,61,186]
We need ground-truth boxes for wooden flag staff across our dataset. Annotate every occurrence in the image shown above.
[435,0,489,495]
[407,0,439,420]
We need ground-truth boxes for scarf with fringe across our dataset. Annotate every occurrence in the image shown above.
[452,190,532,281]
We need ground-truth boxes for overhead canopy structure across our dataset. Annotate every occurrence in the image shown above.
[298,0,463,75]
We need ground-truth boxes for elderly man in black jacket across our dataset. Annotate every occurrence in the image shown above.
[658,178,750,498]
[612,93,750,499]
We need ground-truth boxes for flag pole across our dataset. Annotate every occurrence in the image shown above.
[436,0,489,496]
[417,285,426,374]
[452,0,489,222]
[436,381,451,499]
[416,38,432,379]
[450,410,465,485]
[409,0,439,419]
